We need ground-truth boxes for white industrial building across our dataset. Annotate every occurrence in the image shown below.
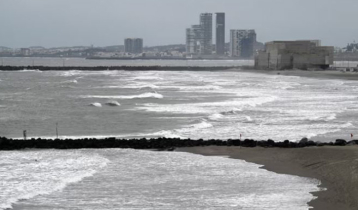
[255,40,334,70]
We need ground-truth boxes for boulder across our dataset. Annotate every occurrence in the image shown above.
[335,139,347,146]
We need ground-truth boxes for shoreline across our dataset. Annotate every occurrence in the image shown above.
[239,69,358,81]
[177,146,358,210]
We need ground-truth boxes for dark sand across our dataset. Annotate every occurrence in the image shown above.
[239,69,358,81]
[178,146,358,210]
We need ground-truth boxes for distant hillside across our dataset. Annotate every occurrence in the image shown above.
[102,45,124,52]
[0,46,11,50]
[29,46,45,49]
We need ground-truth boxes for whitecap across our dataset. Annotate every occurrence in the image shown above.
[208,113,224,121]
[59,70,82,77]
[61,80,78,84]
[19,69,42,72]
[221,108,243,115]
[244,116,254,122]
[81,92,164,100]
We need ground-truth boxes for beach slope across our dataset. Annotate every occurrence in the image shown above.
[178,146,358,210]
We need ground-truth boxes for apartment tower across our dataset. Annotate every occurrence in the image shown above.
[125,38,143,54]
[215,13,225,55]
[200,13,213,55]
[230,30,256,58]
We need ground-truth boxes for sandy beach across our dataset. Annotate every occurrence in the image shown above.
[178,146,358,210]
[239,69,358,81]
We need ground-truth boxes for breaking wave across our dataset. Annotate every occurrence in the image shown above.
[208,113,224,121]
[19,69,42,72]
[308,114,337,122]
[81,92,164,99]
[0,150,109,210]
[221,108,243,115]
[163,85,222,91]
[61,80,78,84]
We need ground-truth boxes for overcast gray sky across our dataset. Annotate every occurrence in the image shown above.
[0,0,356,48]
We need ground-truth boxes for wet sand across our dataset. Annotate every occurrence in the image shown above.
[178,146,358,210]
[239,69,358,81]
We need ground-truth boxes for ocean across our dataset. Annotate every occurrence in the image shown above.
[4,149,321,210]
[1,58,358,209]
[0,61,357,141]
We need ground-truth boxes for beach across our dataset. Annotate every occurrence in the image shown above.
[240,69,358,81]
[178,146,358,210]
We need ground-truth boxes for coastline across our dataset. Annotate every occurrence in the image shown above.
[238,68,358,81]
[177,146,358,210]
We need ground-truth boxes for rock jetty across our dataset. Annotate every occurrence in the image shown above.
[0,65,251,71]
[0,137,354,151]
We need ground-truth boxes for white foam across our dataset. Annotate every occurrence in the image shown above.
[245,116,253,122]
[59,70,82,77]
[133,76,163,81]
[208,113,224,120]
[126,84,160,89]
[19,69,42,72]
[0,150,109,210]
[61,79,78,84]
[5,149,321,209]
[137,95,275,114]
[221,108,243,115]
[81,92,164,100]
[161,85,223,91]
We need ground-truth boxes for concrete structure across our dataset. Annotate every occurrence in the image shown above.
[124,38,143,54]
[255,40,334,70]
[199,13,213,55]
[230,30,256,58]
[215,13,225,55]
[20,48,31,56]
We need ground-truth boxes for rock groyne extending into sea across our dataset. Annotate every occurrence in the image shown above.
[0,137,356,150]
[0,65,253,71]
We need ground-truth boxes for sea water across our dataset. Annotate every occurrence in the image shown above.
[1,149,321,210]
[1,60,358,209]
[1,67,358,141]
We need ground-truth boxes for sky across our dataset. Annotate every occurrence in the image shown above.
[0,0,357,48]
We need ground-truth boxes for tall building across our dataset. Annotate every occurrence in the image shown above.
[215,13,225,55]
[186,25,203,54]
[230,30,256,58]
[199,13,213,55]
[125,38,143,54]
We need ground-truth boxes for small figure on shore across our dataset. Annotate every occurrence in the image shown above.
[23,130,27,140]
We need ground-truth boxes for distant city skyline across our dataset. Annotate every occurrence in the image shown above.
[0,0,356,48]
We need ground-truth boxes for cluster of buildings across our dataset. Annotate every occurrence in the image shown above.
[0,46,96,57]
[185,13,257,58]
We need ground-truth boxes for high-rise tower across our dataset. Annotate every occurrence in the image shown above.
[216,13,225,55]
[200,13,213,55]
[124,38,143,54]
[230,30,256,58]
